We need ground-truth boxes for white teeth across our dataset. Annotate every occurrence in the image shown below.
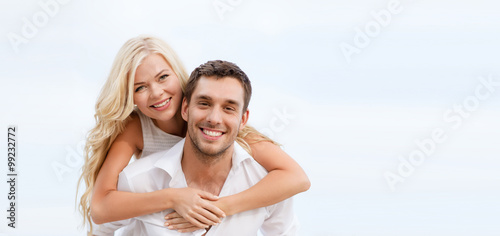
[203,129,222,137]
[153,98,170,108]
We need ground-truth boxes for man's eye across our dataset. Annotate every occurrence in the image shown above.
[225,107,235,111]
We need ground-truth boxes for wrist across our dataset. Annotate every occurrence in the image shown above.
[216,196,237,216]
[161,188,177,210]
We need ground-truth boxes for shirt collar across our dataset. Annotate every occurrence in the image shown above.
[153,138,186,187]
[230,141,253,170]
[151,139,253,236]
[153,138,253,182]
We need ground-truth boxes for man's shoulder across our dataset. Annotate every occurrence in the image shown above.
[117,149,172,193]
[119,138,185,188]
[236,142,265,162]
[232,142,269,180]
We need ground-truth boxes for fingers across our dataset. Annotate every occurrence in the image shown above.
[196,206,222,224]
[167,222,193,229]
[188,210,217,226]
[184,201,222,226]
[164,211,181,219]
[165,209,213,229]
[165,214,189,225]
[168,188,225,228]
[165,213,207,233]
[165,211,209,229]
[165,209,219,229]
[165,223,201,232]
[183,213,210,229]
[195,190,225,218]
[171,188,219,224]
[198,190,219,201]
[202,201,226,219]
[177,226,202,233]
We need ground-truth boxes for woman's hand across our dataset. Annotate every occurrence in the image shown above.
[164,211,207,233]
[169,188,225,229]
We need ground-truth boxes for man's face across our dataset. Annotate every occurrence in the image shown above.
[182,76,249,159]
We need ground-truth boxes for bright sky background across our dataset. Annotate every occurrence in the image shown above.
[1,0,500,235]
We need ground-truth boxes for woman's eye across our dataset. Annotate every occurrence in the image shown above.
[159,74,169,81]
[135,86,145,92]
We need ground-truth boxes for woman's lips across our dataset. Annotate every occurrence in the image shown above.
[150,98,171,111]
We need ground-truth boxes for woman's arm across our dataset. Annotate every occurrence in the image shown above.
[90,114,223,227]
[164,134,310,232]
[165,138,310,231]
[215,139,311,216]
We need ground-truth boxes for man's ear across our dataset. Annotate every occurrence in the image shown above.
[239,109,249,130]
[181,97,189,122]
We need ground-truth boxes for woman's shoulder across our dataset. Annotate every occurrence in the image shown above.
[126,111,142,131]
[115,111,143,150]
[130,109,154,133]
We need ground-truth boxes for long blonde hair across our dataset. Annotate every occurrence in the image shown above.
[77,35,276,232]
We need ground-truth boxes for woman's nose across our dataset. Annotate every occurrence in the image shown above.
[150,83,164,98]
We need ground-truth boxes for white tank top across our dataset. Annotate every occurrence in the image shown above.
[89,111,183,234]
[136,110,183,158]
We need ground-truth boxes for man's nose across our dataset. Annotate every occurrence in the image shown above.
[206,107,222,124]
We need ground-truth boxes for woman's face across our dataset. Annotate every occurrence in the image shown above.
[133,53,183,122]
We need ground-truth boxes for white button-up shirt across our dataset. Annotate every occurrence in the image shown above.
[93,138,298,236]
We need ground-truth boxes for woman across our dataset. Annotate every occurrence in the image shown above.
[77,35,310,234]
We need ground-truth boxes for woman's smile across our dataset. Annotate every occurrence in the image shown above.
[150,97,171,110]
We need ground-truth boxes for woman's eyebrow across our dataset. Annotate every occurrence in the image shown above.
[154,69,169,78]
[134,69,170,86]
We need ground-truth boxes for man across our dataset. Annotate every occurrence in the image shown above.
[95,60,297,235]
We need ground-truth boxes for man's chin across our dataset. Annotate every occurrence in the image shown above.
[197,143,232,158]
[198,147,224,157]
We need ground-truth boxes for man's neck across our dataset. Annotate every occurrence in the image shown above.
[181,139,234,196]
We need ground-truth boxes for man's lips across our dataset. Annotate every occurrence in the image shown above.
[200,128,224,137]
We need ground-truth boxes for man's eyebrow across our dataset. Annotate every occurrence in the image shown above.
[194,95,241,106]
[226,99,241,107]
[195,95,212,101]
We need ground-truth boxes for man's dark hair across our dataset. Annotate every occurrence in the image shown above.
[185,60,252,112]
